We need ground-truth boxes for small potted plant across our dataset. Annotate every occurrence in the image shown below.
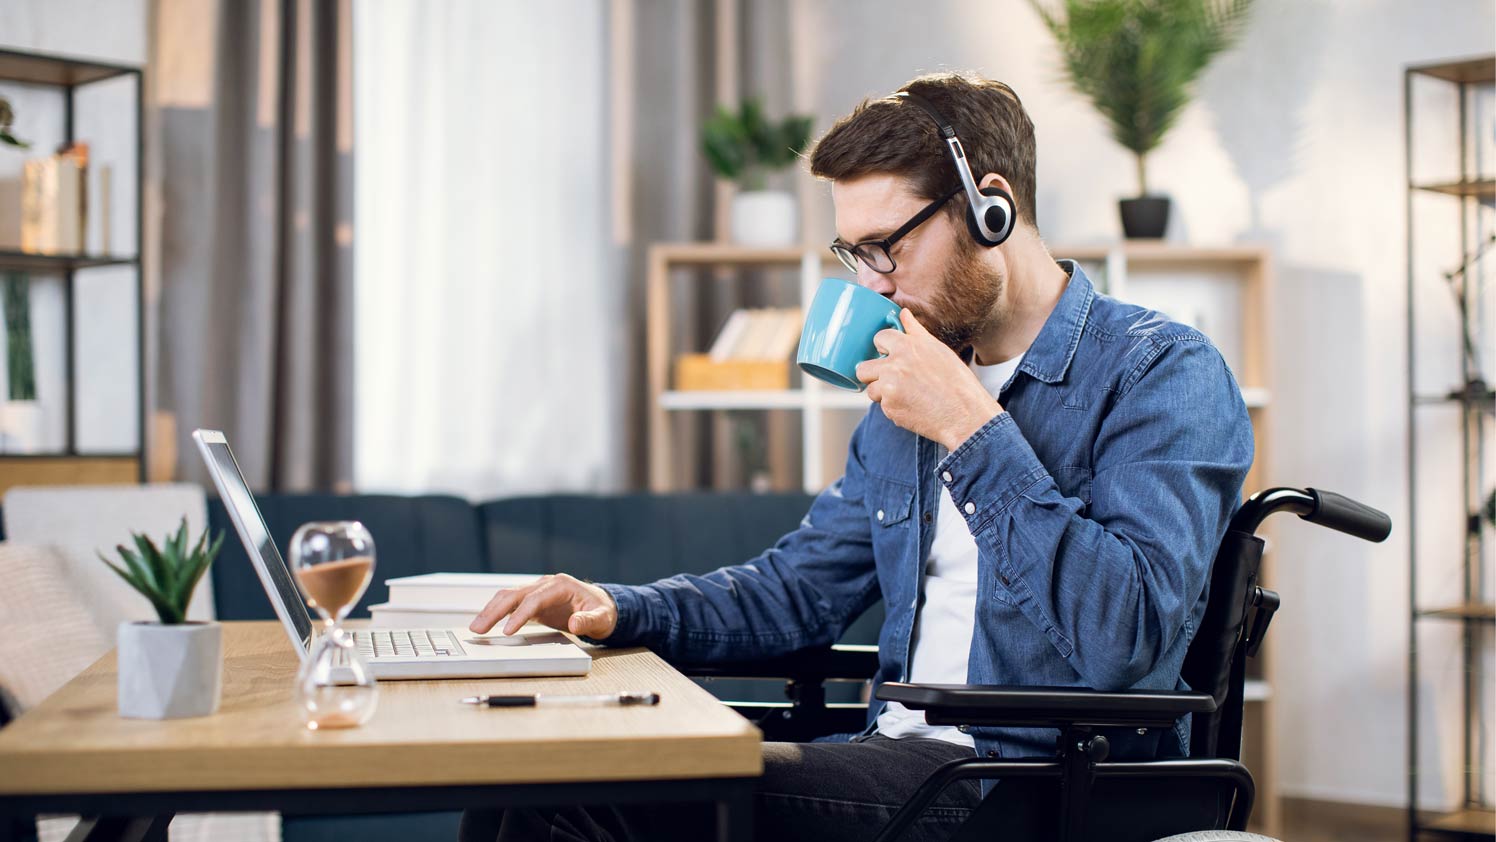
[1031,0,1254,238]
[0,95,31,149]
[702,99,813,246]
[99,518,226,719]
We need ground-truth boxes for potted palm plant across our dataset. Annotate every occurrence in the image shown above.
[99,518,226,719]
[702,99,813,246]
[1031,0,1254,238]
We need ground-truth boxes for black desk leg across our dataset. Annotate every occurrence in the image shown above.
[715,780,754,842]
[63,815,172,842]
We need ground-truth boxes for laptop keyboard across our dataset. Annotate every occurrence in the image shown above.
[333,630,466,664]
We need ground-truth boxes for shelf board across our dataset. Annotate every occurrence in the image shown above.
[1418,603,1496,622]
[1409,56,1496,85]
[0,48,140,86]
[664,387,1268,412]
[661,389,872,411]
[1057,242,1270,265]
[651,242,839,267]
[0,455,139,496]
[0,251,139,272]
[1412,179,1496,200]
[1420,807,1495,836]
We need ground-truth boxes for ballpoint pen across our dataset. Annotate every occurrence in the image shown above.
[460,692,661,708]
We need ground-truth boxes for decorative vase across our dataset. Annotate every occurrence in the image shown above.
[730,190,798,247]
[117,620,222,719]
[0,399,43,453]
[1119,196,1171,239]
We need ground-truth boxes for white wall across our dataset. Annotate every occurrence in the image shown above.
[784,0,1494,809]
[0,1,148,454]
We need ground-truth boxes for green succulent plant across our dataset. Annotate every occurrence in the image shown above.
[3,273,35,402]
[702,99,813,191]
[1031,0,1253,196]
[98,518,225,625]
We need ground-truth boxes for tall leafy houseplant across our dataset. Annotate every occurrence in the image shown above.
[101,518,229,719]
[702,99,813,246]
[1031,0,1253,237]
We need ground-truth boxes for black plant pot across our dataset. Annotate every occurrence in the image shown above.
[1119,196,1171,239]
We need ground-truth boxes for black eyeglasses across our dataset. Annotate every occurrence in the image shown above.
[830,185,963,274]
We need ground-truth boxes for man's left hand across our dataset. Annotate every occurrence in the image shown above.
[855,309,1004,451]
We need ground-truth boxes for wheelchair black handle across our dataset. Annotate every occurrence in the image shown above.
[1230,487,1391,543]
[1303,488,1392,543]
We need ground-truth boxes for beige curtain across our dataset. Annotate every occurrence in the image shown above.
[151,0,353,491]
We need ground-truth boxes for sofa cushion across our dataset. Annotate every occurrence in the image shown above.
[209,494,486,621]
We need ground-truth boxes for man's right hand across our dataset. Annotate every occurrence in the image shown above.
[468,573,619,639]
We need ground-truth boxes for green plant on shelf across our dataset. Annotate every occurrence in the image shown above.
[98,518,226,625]
[3,273,35,402]
[0,96,30,149]
[702,99,813,191]
[1030,0,1253,196]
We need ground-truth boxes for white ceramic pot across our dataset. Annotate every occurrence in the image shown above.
[0,400,43,453]
[730,190,798,246]
[117,621,223,719]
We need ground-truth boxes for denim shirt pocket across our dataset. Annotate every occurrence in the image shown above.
[868,477,915,528]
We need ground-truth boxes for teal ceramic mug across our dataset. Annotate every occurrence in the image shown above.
[797,277,905,392]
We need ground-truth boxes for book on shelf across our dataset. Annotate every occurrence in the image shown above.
[705,307,803,361]
[20,143,88,255]
[384,571,544,608]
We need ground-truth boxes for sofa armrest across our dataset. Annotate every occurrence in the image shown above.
[876,682,1216,729]
[677,644,879,682]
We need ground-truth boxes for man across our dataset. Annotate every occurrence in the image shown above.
[460,72,1254,841]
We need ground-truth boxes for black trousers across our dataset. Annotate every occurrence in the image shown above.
[458,734,982,842]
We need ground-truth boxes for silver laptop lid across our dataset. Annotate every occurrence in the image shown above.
[193,429,314,660]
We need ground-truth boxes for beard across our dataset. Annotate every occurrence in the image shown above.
[912,231,1005,352]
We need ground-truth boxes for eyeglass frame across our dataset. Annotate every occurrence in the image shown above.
[829,184,964,275]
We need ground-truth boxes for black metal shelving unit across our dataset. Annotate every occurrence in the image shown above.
[0,48,145,483]
[1406,54,1496,841]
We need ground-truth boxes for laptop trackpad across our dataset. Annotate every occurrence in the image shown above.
[467,631,572,647]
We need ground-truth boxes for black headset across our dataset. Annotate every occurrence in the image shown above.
[894,90,1016,248]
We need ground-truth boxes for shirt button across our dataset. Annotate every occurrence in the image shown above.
[876,510,885,521]
[964,501,976,515]
[922,512,933,524]
[942,471,953,483]
[986,750,998,758]
[1000,575,1011,586]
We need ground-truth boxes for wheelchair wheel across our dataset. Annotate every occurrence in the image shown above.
[1152,833,1282,842]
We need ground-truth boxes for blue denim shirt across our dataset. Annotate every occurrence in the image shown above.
[601,261,1254,767]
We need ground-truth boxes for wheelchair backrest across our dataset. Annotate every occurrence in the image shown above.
[1179,528,1265,760]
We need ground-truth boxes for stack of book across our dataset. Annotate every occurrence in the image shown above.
[367,572,544,628]
[20,143,93,255]
[674,307,804,391]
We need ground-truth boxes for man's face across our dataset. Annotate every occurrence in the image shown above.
[830,173,1005,351]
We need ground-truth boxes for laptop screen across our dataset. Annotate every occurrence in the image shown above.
[192,429,314,657]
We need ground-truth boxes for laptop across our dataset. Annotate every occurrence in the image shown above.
[193,429,592,680]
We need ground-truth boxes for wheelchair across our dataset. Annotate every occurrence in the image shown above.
[681,486,1392,842]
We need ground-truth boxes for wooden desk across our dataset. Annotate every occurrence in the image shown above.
[0,622,762,841]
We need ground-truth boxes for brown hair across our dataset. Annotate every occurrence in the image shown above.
[809,73,1038,229]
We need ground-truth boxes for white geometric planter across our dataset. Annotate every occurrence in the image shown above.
[730,190,798,246]
[117,621,222,719]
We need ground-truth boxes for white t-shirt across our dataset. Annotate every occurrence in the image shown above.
[875,351,1025,747]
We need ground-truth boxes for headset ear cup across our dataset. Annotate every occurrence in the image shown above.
[977,185,1015,246]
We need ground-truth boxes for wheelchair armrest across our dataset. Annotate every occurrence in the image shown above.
[876,682,1217,729]
[677,644,879,682]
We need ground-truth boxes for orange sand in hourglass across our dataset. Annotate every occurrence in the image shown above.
[295,556,373,615]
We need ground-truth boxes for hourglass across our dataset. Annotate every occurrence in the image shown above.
[290,521,379,729]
